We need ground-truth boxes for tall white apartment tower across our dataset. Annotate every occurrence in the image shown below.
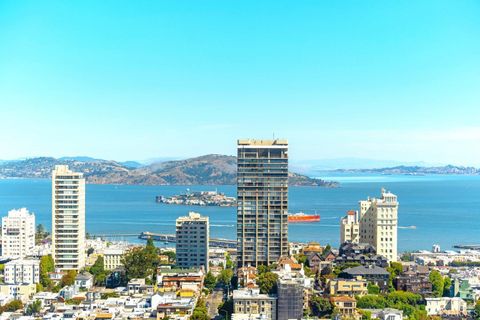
[1,208,35,258]
[176,212,209,271]
[340,210,360,244]
[359,188,398,262]
[52,165,86,271]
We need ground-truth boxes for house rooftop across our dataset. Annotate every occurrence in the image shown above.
[343,265,389,276]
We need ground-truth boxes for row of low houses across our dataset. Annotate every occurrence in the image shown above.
[0,266,206,320]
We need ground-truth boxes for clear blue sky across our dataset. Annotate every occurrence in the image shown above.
[1,1,479,165]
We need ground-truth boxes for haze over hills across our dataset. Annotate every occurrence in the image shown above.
[334,165,480,175]
[290,158,445,174]
[0,155,338,187]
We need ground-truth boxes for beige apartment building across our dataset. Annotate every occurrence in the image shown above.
[359,189,398,262]
[237,139,289,267]
[233,288,277,320]
[1,208,35,258]
[340,210,360,244]
[104,248,125,270]
[51,165,86,271]
[176,211,209,271]
[328,278,368,297]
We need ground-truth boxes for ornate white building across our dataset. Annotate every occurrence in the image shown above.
[359,189,398,262]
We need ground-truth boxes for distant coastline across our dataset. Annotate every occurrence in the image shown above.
[331,164,479,175]
[0,155,339,187]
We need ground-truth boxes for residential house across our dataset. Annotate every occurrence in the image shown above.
[75,272,94,290]
[394,270,432,296]
[425,297,467,317]
[336,242,388,268]
[127,279,145,295]
[340,265,390,292]
[364,308,403,320]
[330,296,358,319]
[328,278,368,297]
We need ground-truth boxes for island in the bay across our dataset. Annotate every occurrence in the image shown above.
[156,190,236,207]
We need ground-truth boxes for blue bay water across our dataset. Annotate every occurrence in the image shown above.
[0,175,479,251]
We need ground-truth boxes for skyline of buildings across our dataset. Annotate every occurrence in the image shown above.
[51,165,86,271]
[236,139,289,267]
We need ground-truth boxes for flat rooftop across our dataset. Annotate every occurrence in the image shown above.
[237,139,288,146]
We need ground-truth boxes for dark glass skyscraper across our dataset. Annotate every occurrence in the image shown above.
[237,139,289,267]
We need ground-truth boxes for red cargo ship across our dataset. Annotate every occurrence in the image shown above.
[288,212,320,223]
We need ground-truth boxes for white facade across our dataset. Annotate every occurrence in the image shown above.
[1,208,35,258]
[176,212,209,271]
[340,210,360,244]
[425,297,467,316]
[74,273,93,289]
[104,248,125,270]
[359,189,398,262]
[0,284,36,303]
[51,165,86,271]
[4,259,40,285]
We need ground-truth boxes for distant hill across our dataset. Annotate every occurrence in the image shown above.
[0,155,338,187]
[335,165,480,175]
[291,158,440,173]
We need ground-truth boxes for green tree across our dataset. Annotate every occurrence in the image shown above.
[36,283,44,293]
[387,290,422,306]
[358,309,372,320]
[443,276,452,297]
[474,300,480,320]
[218,269,234,286]
[387,262,403,291]
[87,247,95,256]
[225,253,234,269]
[2,300,23,312]
[257,264,273,275]
[203,271,217,291]
[408,309,428,320]
[309,295,333,317]
[25,300,42,315]
[191,298,209,320]
[65,297,84,305]
[321,244,332,259]
[257,272,278,294]
[122,239,160,281]
[429,270,444,297]
[400,252,414,262]
[162,251,176,264]
[35,224,49,244]
[357,295,387,309]
[218,298,233,319]
[39,255,55,288]
[295,253,308,265]
[101,292,120,299]
[61,270,77,287]
[367,282,380,294]
[90,256,105,276]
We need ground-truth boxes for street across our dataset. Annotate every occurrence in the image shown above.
[206,286,225,319]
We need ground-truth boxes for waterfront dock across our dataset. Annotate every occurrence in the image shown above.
[453,244,480,250]
[139,231,236,249]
